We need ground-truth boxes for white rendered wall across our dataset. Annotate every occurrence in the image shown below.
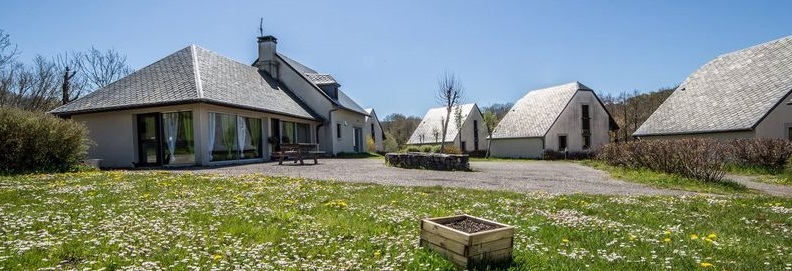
[489,137,544,158]
[544,91,611,152]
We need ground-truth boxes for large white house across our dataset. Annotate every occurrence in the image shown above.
[50,34,370,168]
[634,35,792,140]
[489,82,617,158]
[406,103,488,152]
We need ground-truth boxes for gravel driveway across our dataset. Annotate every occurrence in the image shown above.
[179,158,690,196]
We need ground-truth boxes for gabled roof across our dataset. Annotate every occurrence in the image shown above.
[491,81,592,139]
[407,103,478,144]
[634,35,792,136]
[50,45,319,120]
[364,108,386,139]
[278,53,368,115]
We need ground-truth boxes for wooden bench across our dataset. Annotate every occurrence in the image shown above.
[274,143,325,165]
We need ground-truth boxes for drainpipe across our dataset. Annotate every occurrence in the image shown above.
[325,107,339,155]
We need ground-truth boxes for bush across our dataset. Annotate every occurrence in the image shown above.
[440,144,462,154]
[542,149,596,160]
[598,139,727,182]
[421,145,434,153]
[729,138,792,171]
[365,137,377,152]
[0,108,90,174]
[402,146,422,153]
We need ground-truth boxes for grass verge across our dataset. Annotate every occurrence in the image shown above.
[724,164,792,187]
[0,171,789,270]
[579,160,748,194]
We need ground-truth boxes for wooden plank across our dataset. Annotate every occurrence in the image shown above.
[469,227,514,245]
[421,239,469,267]
[469,237,512,256]
[420,230,468,256]
[421,219,470,245]
[470,247,513,263]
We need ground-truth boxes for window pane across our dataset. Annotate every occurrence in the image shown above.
[282,121,295,144]
[163,111,195,164]
[211,113,238,161]
[296,123,310,143]
[243,118,262,158]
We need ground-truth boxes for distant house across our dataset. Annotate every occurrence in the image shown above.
[489,82,617,158]
[363,108,385,152]
[49,34,369,168]
[634,35,792,140]
[406,103,488,152]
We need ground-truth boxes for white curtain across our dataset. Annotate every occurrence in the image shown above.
[163,113,179,163]
[208,113,216,161]
[237,116,247,158]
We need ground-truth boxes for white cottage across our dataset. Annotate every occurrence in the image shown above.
[406,103,489,152]
[49,34,369,167]
[489,82,617,158]
[363,108,385,152]
[634,35,792,140]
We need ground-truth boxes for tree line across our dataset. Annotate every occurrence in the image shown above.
[600,87,675,143]
[0,29,133,112]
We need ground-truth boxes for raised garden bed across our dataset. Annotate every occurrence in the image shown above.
[420,214,514,269]
[385,152,470,171]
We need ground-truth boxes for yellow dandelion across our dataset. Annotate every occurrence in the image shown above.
[690,234,699,240]
[374,250,381,257]
[664,230,671,235]
[628,234,636,241]
[562,238,569,243]
[707,233,717,240]
[212,254,223,261]
[663,238,671,243]
[700,262,713,268]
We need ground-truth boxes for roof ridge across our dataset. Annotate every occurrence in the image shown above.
[189,44,204,99]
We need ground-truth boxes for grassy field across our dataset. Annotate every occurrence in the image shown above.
[580,160,749,195]
[724,164,792,187]
[1,171,791,270]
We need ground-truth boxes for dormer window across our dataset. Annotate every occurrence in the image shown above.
[305,73,340,100]
[318,84,339,100]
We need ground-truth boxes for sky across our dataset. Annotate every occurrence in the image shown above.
[1,1,791,118]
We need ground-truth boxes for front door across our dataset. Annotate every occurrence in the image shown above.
[137,113,163,166]
[353,127,363,152]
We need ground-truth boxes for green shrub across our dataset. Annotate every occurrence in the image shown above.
[0,107,90,174]
[421,145,434,153]
[402,146,422,153]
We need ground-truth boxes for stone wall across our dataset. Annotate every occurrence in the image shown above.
[385,153,470,171]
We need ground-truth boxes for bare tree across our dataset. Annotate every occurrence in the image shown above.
[435,71,464,153]
[79,47,132,90]
[482,110,498,158]
[0,29,18,70]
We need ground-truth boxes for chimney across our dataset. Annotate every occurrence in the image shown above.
[257,35,279,78]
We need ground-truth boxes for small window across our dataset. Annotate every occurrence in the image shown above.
[788,127,792,141]
[337,123,342,139]
[558,135,567,151]
[371,123,375,140]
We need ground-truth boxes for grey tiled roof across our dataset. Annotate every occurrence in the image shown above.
[407,103,477,144]
[51,45,319,120]
[304,73,338,85]
[278,53,368,115]
[491,82,590,139]
[634,35,792,136]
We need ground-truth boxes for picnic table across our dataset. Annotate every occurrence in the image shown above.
[274,143,325,165]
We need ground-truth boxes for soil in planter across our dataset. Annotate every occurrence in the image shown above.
[443,218,498,233]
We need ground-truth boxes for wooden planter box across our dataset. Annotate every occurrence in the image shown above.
[420,214,514,269]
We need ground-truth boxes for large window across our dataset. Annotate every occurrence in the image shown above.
[281,121,310,143]
[208,113,262,162]
[162,111,195,164]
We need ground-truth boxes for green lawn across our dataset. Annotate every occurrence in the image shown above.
[724,164,792,187]
[1,171,791,270]
[580,160,749,195]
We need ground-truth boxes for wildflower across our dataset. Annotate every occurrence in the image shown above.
[664,230,671,235]
[420,192,428,197]
[212,254,223,261]
[664,238,671,243]
[628,234,636,241]
[562,238,569,243]
[690,234,699,240]
[707,233,717,240]
[374,250,381,257]
[700,262,713,268]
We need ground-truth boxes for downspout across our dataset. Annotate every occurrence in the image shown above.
[325,107,339,155]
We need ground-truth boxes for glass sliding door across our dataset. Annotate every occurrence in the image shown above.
[162,111,195,165]
[137,113,162,166]
[208,112,262,162]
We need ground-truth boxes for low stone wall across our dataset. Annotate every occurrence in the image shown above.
[385,153,470,171]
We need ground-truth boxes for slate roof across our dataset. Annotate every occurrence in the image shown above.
[491,82,591,139]
[50,45,319,120]
[278,53,368,115]
[634,35,792,136]
[407,103,477,144]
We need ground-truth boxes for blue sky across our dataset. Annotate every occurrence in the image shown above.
[1,1,790,117]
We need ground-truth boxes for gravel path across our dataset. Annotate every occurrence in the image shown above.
[177,158,691,196]
[726,174,792,197]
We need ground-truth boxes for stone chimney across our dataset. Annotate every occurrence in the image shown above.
[257,35,279,78]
